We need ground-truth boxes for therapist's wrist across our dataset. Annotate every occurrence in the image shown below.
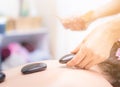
[80,11,95,25]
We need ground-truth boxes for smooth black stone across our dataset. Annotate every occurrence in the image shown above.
[59,54,75,64]
[21,63,47,74]
[0,72,5,83]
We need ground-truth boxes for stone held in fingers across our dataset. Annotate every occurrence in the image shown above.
[59,54,75,64]
[21,63,47,74]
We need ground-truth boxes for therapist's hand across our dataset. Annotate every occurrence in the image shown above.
[59,11,94,31]
[60,16,86,31]
[66,20,116,69]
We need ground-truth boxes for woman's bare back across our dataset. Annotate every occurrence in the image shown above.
[0,60,112,87]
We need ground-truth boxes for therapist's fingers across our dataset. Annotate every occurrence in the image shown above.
[67,44,87,67]
[75,49,93,69]
[62,19,71,29]
[67,44,107,69]
[76,49,106,69]
[85,55,106,69]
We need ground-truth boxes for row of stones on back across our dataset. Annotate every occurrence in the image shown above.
[98,40,120,87]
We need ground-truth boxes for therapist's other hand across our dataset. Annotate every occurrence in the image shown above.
[59,11,94,31]
[60,16,86,31]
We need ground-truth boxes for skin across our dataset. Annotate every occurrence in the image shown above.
[59,0,120,69]
[60,0,120,31]
[0,60,112,87]
[67,14,120,69]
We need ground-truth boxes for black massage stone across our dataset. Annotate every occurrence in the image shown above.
[0,72,5,83]
[59,54,74,64]
[21,63,47,74]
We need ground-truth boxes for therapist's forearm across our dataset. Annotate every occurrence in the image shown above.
[81,0,120,24]
[93,0,120,20]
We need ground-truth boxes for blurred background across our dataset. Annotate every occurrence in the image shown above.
[0,0,110,70]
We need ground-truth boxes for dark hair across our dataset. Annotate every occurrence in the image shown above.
[99,41,120,87]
